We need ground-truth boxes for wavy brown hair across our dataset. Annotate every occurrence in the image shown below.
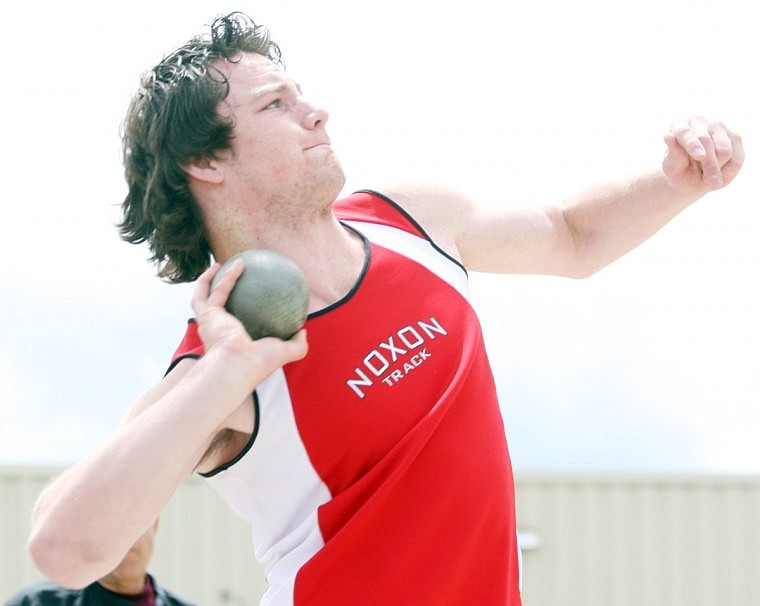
[118,12,283,283]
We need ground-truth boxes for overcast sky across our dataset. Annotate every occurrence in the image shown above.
[1,0,758,473]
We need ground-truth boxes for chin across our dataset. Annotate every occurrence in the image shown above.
[319,165,347,200]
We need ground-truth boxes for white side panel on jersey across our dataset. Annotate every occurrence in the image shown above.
[343,221,471,301]
[204,368,331,606]
[204,220,469,606]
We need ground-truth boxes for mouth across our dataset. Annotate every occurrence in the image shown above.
[305,140,332,151]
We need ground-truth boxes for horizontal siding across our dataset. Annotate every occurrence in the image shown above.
[2,468,759,605]
[0,468,54,595]
[0,468,265,606]
[516,472,760,606]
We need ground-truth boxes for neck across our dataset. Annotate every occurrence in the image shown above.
[98,573,148,596]
[211,208,366,312]
[201,176,346,261]
[291,222,367,312]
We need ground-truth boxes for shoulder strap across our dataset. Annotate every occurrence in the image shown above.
[334,190,430,241]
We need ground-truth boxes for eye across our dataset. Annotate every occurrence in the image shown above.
[264,98,282,110]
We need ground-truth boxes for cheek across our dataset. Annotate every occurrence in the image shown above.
[241,133,299,167]
[255,149,306,185]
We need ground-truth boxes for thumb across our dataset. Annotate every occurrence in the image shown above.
[662,132,693,180]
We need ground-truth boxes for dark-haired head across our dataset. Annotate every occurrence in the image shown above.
[118,12,283,283]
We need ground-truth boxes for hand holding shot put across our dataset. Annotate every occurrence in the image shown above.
[28,12,744,605]
[209,250,309,341]
[192,256,308,386]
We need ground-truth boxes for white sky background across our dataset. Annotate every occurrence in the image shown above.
[1,0,758,472]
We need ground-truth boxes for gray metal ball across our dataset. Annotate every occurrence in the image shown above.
[211,249,309,340]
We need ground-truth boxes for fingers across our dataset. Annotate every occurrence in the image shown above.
[191,263,219,317]
[191,259,243,315]
[665,116,743,190]
[662,131,692,179]
[668,117,708,162]
[208,259,244,303]
[261,328,310,364]
[722,127,745,185]
[287,329,310,361]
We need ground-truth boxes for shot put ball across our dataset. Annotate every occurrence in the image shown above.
[210,249,309,340]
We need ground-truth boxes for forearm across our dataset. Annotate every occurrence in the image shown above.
[560,168,706,277]
[28,348,258,588]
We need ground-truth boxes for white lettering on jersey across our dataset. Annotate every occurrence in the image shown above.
[347,317,447,399]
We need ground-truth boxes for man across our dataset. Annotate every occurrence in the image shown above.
[27,11,744,606]
[7,521,195,605]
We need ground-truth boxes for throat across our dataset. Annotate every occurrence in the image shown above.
[306,226,368,312]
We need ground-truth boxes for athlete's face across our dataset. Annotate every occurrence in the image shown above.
[214,52,345,209]
[99,520,157,590]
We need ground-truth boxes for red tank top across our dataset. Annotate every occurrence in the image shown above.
[170,190,522,606]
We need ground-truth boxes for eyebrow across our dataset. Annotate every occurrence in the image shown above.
[252,79,303,98]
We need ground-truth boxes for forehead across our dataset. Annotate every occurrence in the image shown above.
[217,52,290,97]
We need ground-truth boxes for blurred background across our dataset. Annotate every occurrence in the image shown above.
[2,0,758,473]
[1,0,758,603]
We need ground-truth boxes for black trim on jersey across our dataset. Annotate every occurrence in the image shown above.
[353,189,468,275]
[199,391,260,478]
[307,223,371,319]
[164,352,200,377]
[169,188,464,478]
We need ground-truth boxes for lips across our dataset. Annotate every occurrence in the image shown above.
[305,139,331,151]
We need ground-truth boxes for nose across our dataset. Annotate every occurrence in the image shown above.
[302,101,329,130]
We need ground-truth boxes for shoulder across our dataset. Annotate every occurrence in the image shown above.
[4,581,82,605]
[148,574,197,606]
[153,583,198,606]
[345,184,472,261]
[378,183,473,230]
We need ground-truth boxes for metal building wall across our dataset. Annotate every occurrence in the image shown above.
[516,472,760,606]
[0,467,266,606]
[2,468,759,605]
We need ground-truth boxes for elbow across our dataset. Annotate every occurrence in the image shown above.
[562,235,610,279]
[549,254,602,280]
[552,213,600,279]
[28,525,107,589]
[565,263,602,280]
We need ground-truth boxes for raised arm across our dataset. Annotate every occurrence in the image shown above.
[27,260,308,588]
[390,116,744,277]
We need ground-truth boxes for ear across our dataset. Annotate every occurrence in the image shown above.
[181,156,225,184]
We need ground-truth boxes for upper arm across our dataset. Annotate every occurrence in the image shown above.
[381,184,583,277]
